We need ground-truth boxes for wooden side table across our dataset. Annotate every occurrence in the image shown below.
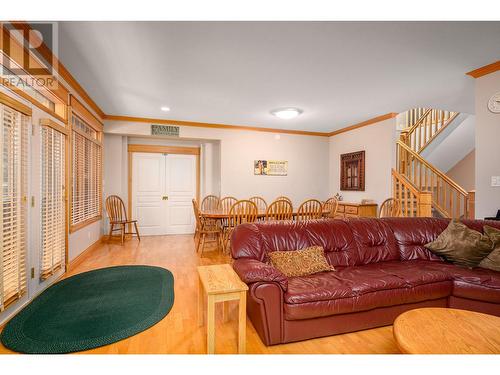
[197,264,248,354]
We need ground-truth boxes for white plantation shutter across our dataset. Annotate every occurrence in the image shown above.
[71,114,102,227]
[40,125,65,280]
[0,103,28,311]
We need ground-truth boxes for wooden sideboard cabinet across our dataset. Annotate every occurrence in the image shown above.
[334,202,378,219]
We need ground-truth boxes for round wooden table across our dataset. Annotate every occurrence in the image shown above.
[393,308,500,354]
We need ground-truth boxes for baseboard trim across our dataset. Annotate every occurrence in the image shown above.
[66,237,104,273]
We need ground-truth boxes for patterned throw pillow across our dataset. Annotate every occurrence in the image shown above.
[479,225,500,272]
[268,246,335,277]
[425,220,494,268]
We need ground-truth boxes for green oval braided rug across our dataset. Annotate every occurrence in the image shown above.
[0,265,174,354]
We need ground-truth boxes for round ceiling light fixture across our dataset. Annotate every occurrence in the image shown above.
[160,106,171,112]
[270,107,303,120]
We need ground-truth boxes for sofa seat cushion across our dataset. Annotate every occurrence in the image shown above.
[412,261,500,303]
[283,261,453,320]
[285,262,407,305]
[284,281,452,320]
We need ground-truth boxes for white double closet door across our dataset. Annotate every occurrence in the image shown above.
[132,152,196,235]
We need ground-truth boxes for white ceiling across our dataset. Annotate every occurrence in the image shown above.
[58,21,500,133]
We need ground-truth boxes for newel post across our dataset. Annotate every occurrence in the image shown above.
[418,192,433,217]
[467,190,476,219]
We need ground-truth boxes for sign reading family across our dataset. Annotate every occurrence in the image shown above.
[254,160,288,176]
[151,124,180,137]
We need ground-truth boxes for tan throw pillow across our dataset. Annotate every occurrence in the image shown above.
[425,220,493,268]
[268,246,334,277]
[478,225,500,272]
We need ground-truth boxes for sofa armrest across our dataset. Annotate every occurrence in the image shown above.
[232,258,288,291]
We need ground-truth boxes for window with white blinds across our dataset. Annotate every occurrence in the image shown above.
[40,125,65,280]
[71,114,102,228]
[0,103,29,311]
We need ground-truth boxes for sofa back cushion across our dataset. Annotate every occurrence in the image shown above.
[382,218,500,261]
[347,218,400,265]
[231,220,360,267]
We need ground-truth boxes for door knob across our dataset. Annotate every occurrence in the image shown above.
[162,196,169,200]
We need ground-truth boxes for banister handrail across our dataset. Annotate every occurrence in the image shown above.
[391,168,420,195]
[400,108,432,135]
[417,112,460,153]
[396,140,468,197]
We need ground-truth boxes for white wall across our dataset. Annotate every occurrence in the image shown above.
[104,121,330,207]
[475,70,500,219]
[329,117,397,206]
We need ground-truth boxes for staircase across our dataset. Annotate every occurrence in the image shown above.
[393,108,475,219]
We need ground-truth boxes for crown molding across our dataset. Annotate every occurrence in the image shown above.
[8,21,105,119]
[466,61,500,79]
[327,113,398,137]
[105,113,398,138]
[104,115,331,137]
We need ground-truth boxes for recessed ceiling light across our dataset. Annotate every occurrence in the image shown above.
[271,107,303,119]
[161,106,170,112]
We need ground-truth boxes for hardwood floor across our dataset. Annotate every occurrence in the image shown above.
[0,235,400,354]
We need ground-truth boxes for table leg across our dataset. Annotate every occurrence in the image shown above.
[207,294,216,354]
[238,291,246,354]
[198,278,204,327]
[223,301,229,323]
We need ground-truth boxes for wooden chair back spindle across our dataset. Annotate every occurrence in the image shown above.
[249,196,268,212]
[106,195,127,222]
[219,196,238,213]
[323,197,339,218]
[228,200,258,228]
[296,199,323,221]
[265,199,293,221]
[379,198,401,218]
[201,195,220,211]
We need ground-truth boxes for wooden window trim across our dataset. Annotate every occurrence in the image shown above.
[40,118,70,268]
[69,215,102,234]
[39,118,69,136]
[70,95,103,132]
[69,107,103,233]
[0,90,32,116]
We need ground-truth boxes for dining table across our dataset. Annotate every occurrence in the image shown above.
[199,208,331,220]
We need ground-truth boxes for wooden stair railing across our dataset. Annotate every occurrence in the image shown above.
[392,169,432,217]
[396,140,473,219]
[400,109,459,154]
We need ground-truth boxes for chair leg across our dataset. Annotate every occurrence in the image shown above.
[200,233,206,256]
[134,222,141,241]
[121,224,125,245]
[108,223,114,242]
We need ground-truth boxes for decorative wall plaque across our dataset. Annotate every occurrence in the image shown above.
[254,160,288,176]
[151,124,180,137]
[340,151,365,191]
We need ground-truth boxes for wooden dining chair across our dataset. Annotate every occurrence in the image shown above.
[379,198,401,218]
[201,195,220,211]
[219,196,238,212]
[265,199,293,221]
[249,196,268,212]
[323,197,339,218]
[275,196,292,205]
[192,199,221,256]
[105,195,140,245]
[296,199,323,221]
[222,200,258,253]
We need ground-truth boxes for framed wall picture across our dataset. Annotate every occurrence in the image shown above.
[340,151,365,191]
[254,160,288,176]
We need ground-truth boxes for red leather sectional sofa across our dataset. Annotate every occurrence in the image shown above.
[231,218,500,345]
